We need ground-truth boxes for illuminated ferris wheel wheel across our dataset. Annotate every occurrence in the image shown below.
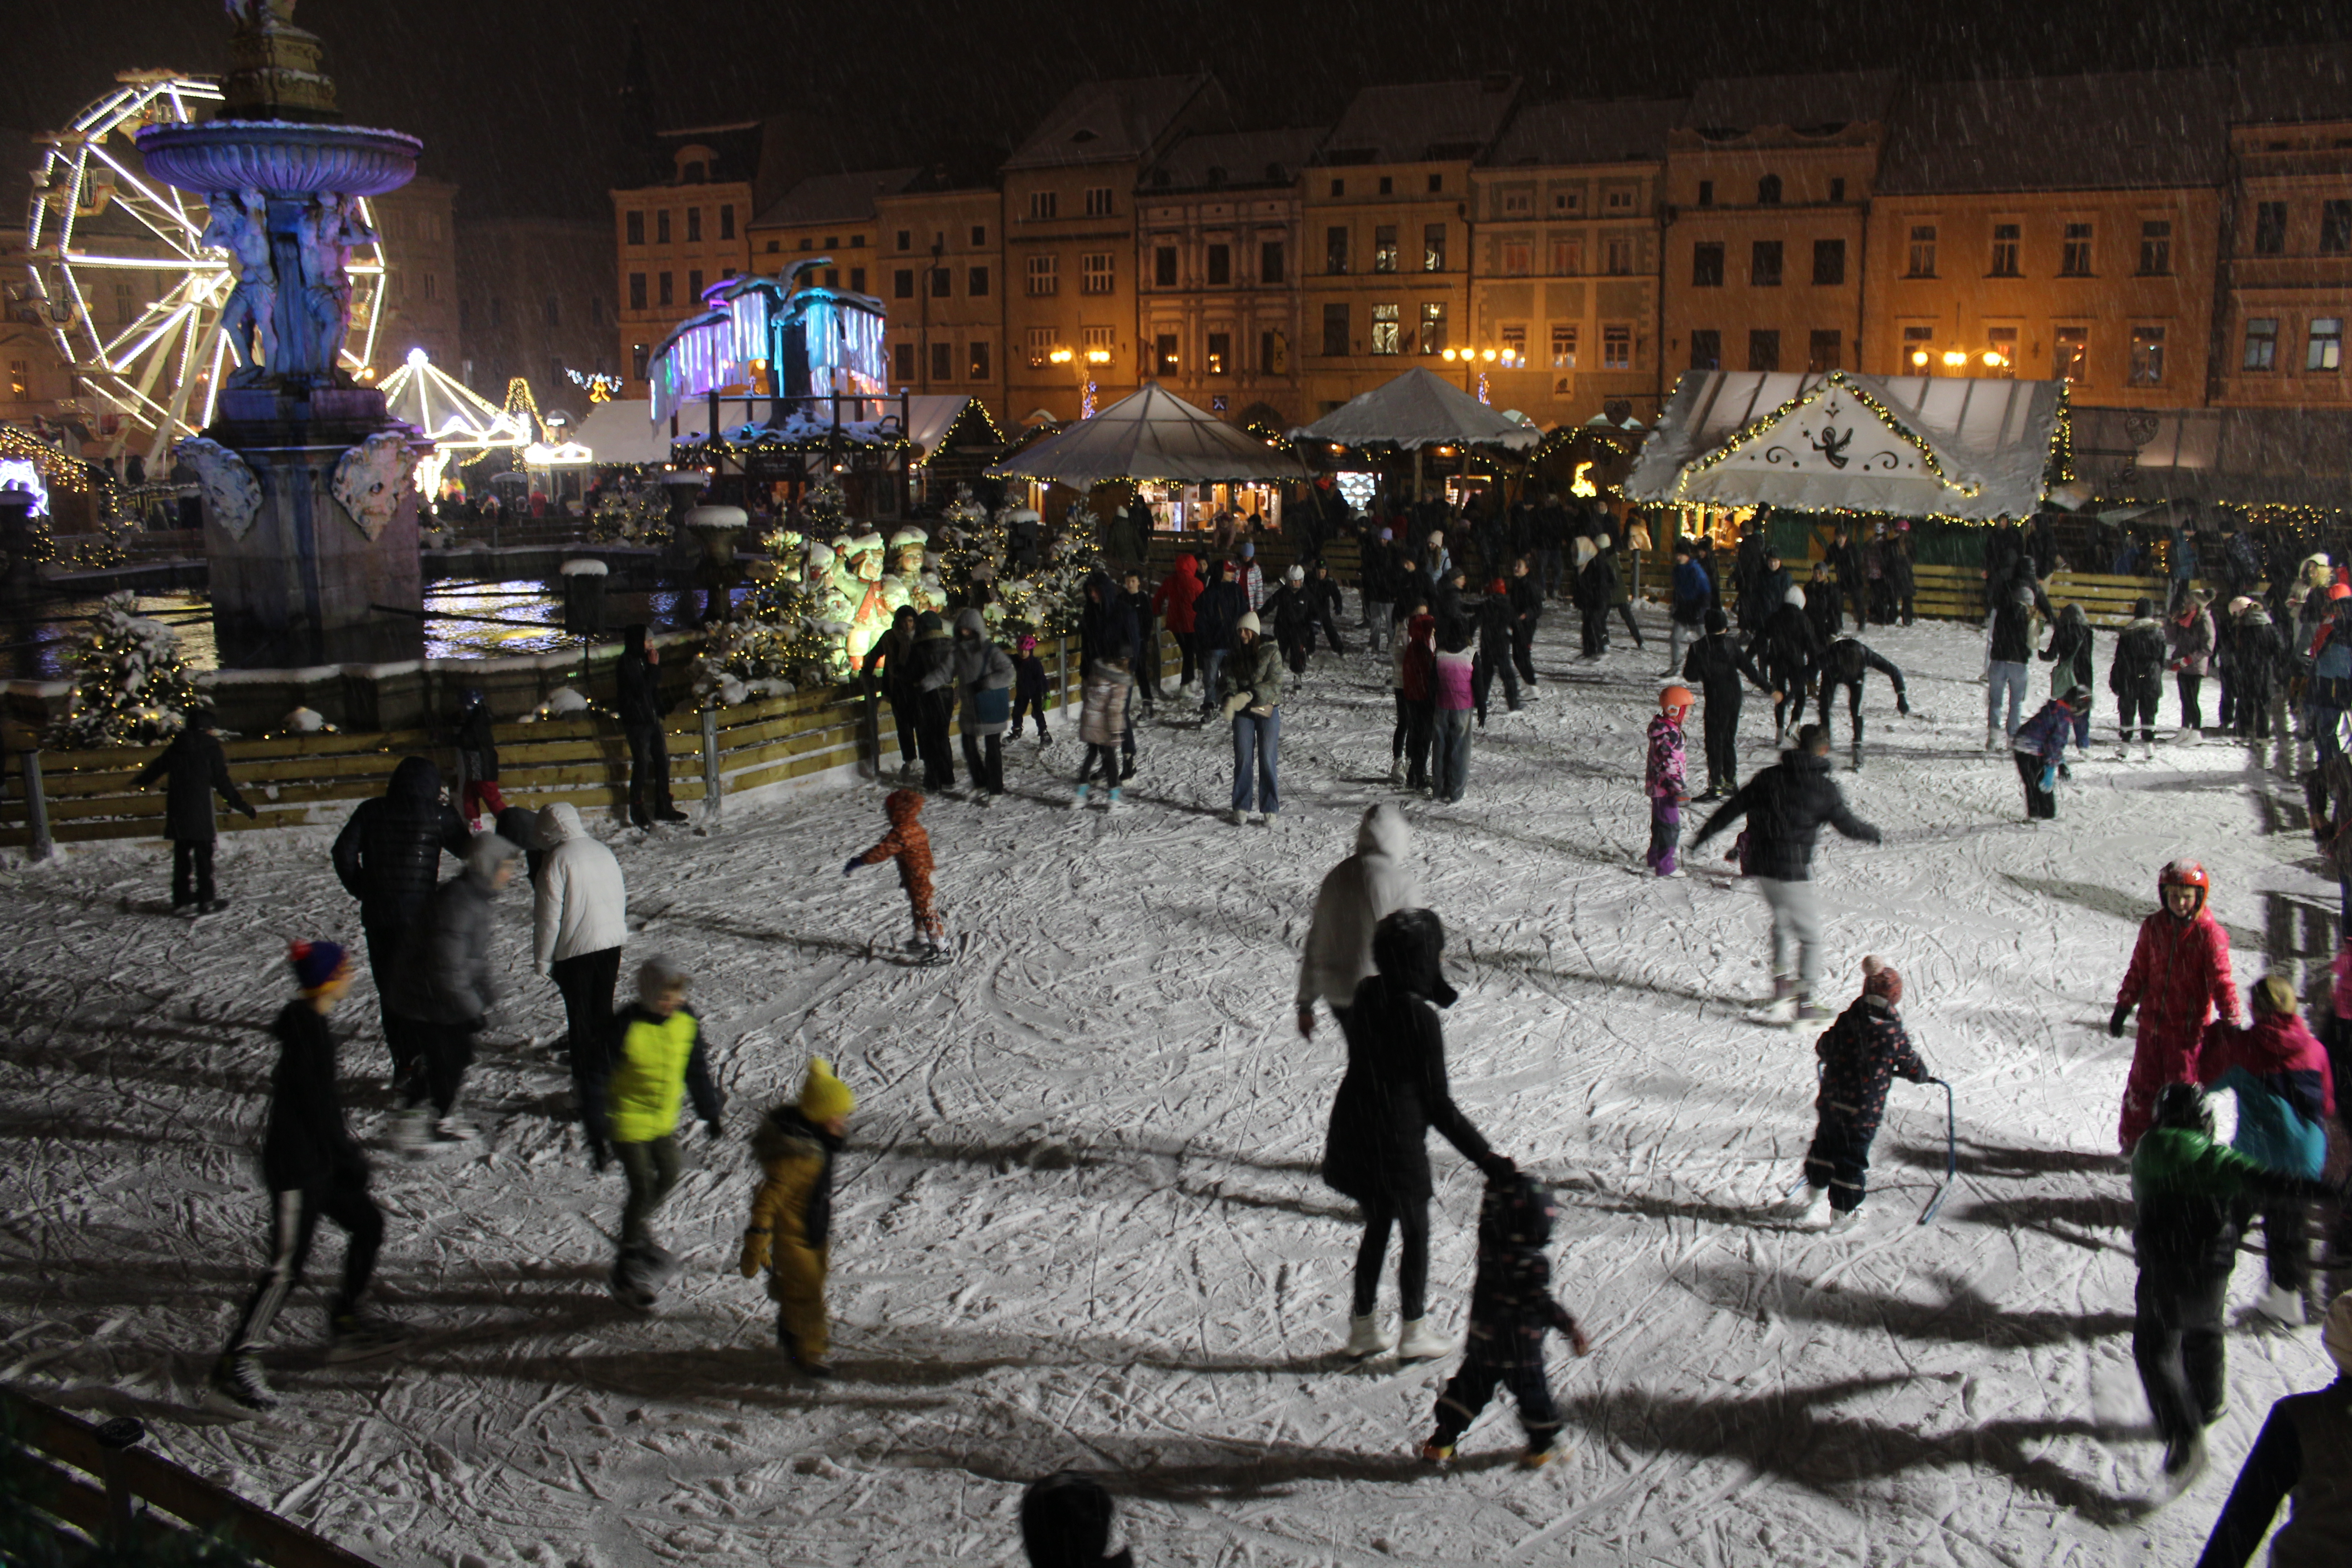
[22,70,388,468]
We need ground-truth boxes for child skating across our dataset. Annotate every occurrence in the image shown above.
[2198,975,2338,1325]
[1774,957,1931,1233]
[588,954,725,1308]
[1072,653,1132,811]
[740,1058,853,1377]
[2010,686,2088,822]
[1009,634,1051,747]
[1419,1166,1593,1468]
[2110,860,2237,1152]
[844,787,947,963]
[132,710,257,914]
[1645,686,1691,876]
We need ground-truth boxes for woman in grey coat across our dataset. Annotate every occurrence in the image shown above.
[952,607,1014,801]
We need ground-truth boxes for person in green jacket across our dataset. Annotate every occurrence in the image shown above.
[588,954,724,1301]
[1219,611,1285,825]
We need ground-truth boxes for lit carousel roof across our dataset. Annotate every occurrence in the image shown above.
[379,348,533,450]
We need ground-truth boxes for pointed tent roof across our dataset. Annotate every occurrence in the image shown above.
[1291,368,1542,452]
[1623,369,2062,521]
[985,384,1302,485]
[379,349,532,449]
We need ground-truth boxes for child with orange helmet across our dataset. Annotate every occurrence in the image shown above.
[1646,686,1693,876]
[2109,860,2238,1151]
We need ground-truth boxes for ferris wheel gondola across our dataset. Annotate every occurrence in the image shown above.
[22,70,389,469]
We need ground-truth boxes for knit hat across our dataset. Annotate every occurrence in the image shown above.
[2324,1290,2352,1374]
[2252,974,2299,1016]
[799,1057,856,1122]
[1705,608,1728,634]
[1236,611,1261,636]
[1242,542,1255,558]
[637,953,688,998]
[287,939,348,992]
[1377,528,1392,542]
[1018,634,1038,654]
[1287,564,1305,583]
[1862,954,1902,1005]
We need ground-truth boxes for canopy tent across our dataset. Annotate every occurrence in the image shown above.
[2069,405,2352,508]
[986,383,1303,485]
[1623,369,2062,521]
[1290,368,1543,451]
[570,398,665,466]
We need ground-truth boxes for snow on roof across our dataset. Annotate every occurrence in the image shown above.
[1291,368,1541,452]
[1681,70,1900,133]
[1148,127,1328,192]
[1002,76,1218,171]
[751,167,923,231]
[1488,98,1684,167]
[987,383,1301,485]
[2072,404,2352,507]
[1318,78,1520,165]
[1878,71,2231,194]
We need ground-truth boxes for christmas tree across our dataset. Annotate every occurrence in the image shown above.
[50,591,209,747]
[1001,503,1105,636]
[799,475,849,539]
[931,485,1006,610]
[692,550,848,703]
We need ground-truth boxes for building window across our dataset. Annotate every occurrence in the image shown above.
[1153,332,1178,374]
[1986,326,2019,376]
[720,204,735,240]
[930,267,950,299]
[2129,324,2166,386]
[686,207,702,243]
[1906,225,1936,277]
[1500,323,1527,359]
[1026,326,1058,365]
[1155,246,1178,287]
[543,295,560,328]
[1373,225,1399,273]
[1370,303,1401,355]
[1423,224,1446,272]
[1426,173,1442,194]
[629,272,646,310]
[1606,188,1634,211]
[1419,301,1447,354]
[1689,328,1720,370]
[1502,191,1532,216]
[2137,220,2172,276]
[1757,174,1782,205]
[1206,331,1230,374]
[2311,317,2345,372]
[1550,323,1578,368]
[850,267,865,294]
[2053,326,2088,382]
[1551,238,1582,274]
[1696,179,1714,207]
[930,342,952,382]
[1602,323,1632,370]
[1748,329,1780,372]
[821,268,838,289]
[1691,242,1724,287]
[1500,240,1531,275]
[1377,176,1393,196]
[688,269,704,298]
[1080,253,1114,294]
[2243,317,2278,371]
[851,234,863,250]
[1329,178,1344,197]
[1807,328,1842,372]
[1812,237,1845,286]
[631,343,648,380]
[626,211,644,245]
[1026,255,1058,295]
[1750,240,1783,287]
[895,229,912,251]
[1989,222,2020,276]
[2061,222,2094,275]
[1903,324,1935,369]
[1028,191,1058,221]
[1260,240,1285,284]
[970,225,987,246]
[957,339,985,381]
[2323,201,2352,254]
[766,240,780,253]
[967,266,988,297]
[1604,237,1633,274]
[1326,225,1349,274]
[1322,303,1349,357]
[893,342,914,382]
[1554,189,1581,213]
[1085,187,1114,217]
[2254,202,2287,255]
[657,271,673,306]
[1206,244,1230,285]
[1829,176,1846,202]
[893,269,914,299]
[656,210,671,245]
[1080,325,1113,355]
[590,295,603,325]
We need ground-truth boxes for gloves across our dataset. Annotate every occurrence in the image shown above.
[2108,1002,2132,1039]
[1896,696,1910,716]
[739,1227,770,1278]
[242,803,260,819]
[1296,1003,1316,1039]
[1220,692,1250,717]
[843,856,862,877]
[1477,1151,1518,1181]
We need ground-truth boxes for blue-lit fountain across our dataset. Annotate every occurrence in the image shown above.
[135,0,427,665]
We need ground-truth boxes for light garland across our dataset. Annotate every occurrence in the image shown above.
[1671,370,1981,507]
[49,589,207,747]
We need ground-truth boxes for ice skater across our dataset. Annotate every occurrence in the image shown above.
[383,831,521,1156]
[1071,652,1132,811]
[451,687,507,826]
[1681,608,1777,801]
[2198,975,2337,1326]
[741,1058,853,1377]
[2195,1290,2352,1564]
[330,755,469,1088]
[132,709,257,914]
[1813,635,1908,769]
[1009,633,1051,747]
[2110,597,2166,759]
[589,954,724,1307]
[1753,585,1822,745]
[1295,804,1420,1042]
[209,941,403,1412]
[1645,686,1691,876]
[1419,1166,1593,1468]
[1773,957,1931,1234]
[533,801,628,1167]
[2109,861,2238,1152]
[2010,686,2088,822]
[844,788,946,961]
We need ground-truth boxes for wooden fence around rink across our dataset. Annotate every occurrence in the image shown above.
[1,1387,377,1566]
[0,629,1139,851]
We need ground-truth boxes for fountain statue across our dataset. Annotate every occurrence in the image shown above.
[136,0,429,665]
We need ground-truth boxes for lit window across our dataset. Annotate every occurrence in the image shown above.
[1986,326,2018,376]
[1499,323,1526,359]
[1602,323,1632,370]
[1903,324,1935,368]
[968,341,991,380]
[1422,224,1446,272]
[1418,301,1447,353]
[1500,240,1531,275]
[1374,225,1399,273]
[1026,326,1058,365]
[2054,326,2088,382]
[2243,317,2277,371]
[2129,324,2167,386]
[2309,317,2344,372]
[1550,238,1582,274]
[1550,324,1578,368]
[1370,304,1401,355]
[1205,332,1230,374]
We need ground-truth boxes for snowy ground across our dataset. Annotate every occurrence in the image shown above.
[2,603,2343,1567]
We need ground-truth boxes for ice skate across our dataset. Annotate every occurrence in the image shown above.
[1395,1318,1453,1362]
[1779,1186,1833,1230]
[207,1352,278,1413]
[384,1107,431,1158]
[1388,759,1407,787]
[1102,787,1122,813]
[1518,1445,1558,1470]
[2150,1433,2209,1503]
[1824,1206,1865,1235]
[1343,1313,1395,1361]
[610,1242,680,1310]
[1747,979,1796,1025]
[1419,1438,1455,1464]
[1069,783,1090,809]
[1984,729,2002,752]
[2254,1282,2305,1327]
[326,1312,411,1364]
[424,1116,480,1155]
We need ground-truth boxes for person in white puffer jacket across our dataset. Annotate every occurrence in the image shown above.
[1295,804,1420,1040]
[534,802,629,1165]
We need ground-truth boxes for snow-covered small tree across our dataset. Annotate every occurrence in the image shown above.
[50,591,209,747]
[799,475,849,539]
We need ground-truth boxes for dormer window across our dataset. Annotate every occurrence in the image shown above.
[1071,127,1099,143]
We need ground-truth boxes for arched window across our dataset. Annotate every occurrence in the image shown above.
[1756,173,1783,205]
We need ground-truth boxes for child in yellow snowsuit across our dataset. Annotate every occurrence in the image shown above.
[740,1058,854,1377]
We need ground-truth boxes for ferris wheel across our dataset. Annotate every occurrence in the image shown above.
[21,70,388,468]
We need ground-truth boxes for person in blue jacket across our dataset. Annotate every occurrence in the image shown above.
[2010,686,2088,821]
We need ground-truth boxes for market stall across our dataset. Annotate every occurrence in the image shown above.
[987,383,1304,530]
[1290,368,1542,505]
[377,348,534,502]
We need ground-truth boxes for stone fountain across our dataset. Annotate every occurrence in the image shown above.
[137,0,429,666]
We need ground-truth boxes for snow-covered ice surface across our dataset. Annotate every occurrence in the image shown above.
[3,607,2342,1566]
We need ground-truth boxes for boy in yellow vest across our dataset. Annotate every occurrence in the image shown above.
[589,955,724,1305]
[740,1059,854,1377]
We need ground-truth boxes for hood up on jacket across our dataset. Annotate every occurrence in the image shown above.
[387,755,443,806]
[622,623,649,658]
[2059,603,2089,633]
[536,800,587,847]
[465,831,521,887]
[952,607,988,640]
[1372,908,1459,1007]
[1356,802,1411,860]
[883,787,925,826]
[1175,554,1198,581]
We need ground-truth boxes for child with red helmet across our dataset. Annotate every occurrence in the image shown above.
[1646,687,1693,877]
[2110,860,2238,1152]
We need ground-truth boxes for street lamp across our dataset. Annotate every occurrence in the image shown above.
[1049,345,1114,417]
[1441,343,1521,403]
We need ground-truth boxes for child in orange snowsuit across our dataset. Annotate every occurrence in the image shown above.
[740,1058,853,1377]
[2110,859,2238,1152]
[844,787,943,956]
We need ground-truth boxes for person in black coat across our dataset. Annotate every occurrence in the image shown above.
[1323,909,1513,1361]
[1751,585,1823,743]
[1814,637,1910,767]
[1803,562,1842,644]
[1681,608,1778,800]
[332,755,469,1083]
[2110,598,2169,754]
[1303,560,1348,657]
[1504,556,1544,689]
[2228,599,2285,740]
[616,624,686,827]
[1881,529,1916,625]
[452,688,506,826]
[1755,549,1794,623]
[1192,559,1249,718]
[1828,527,1868,629]
[1577,538,1619,658]
[133,711,256,912]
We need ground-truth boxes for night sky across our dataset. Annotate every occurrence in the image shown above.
[2,0,2344,222]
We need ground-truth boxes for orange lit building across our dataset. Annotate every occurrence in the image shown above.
[2214,45,2352,409]
[610,124,765,395]
[873,173,1007,415]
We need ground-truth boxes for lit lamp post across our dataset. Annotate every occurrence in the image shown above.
[1441,344,1520,404]
[1049,345,1114,419]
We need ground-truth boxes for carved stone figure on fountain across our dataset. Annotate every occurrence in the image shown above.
[294,193,373,377]
[202,188,276,383]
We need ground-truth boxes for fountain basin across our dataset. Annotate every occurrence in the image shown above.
[134,120,421,198]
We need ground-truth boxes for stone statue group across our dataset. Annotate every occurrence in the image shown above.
[200,186,377,382]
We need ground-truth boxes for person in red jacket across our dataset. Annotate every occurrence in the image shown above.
[1152,553,1204,699]
[2111,861,2239,1152]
